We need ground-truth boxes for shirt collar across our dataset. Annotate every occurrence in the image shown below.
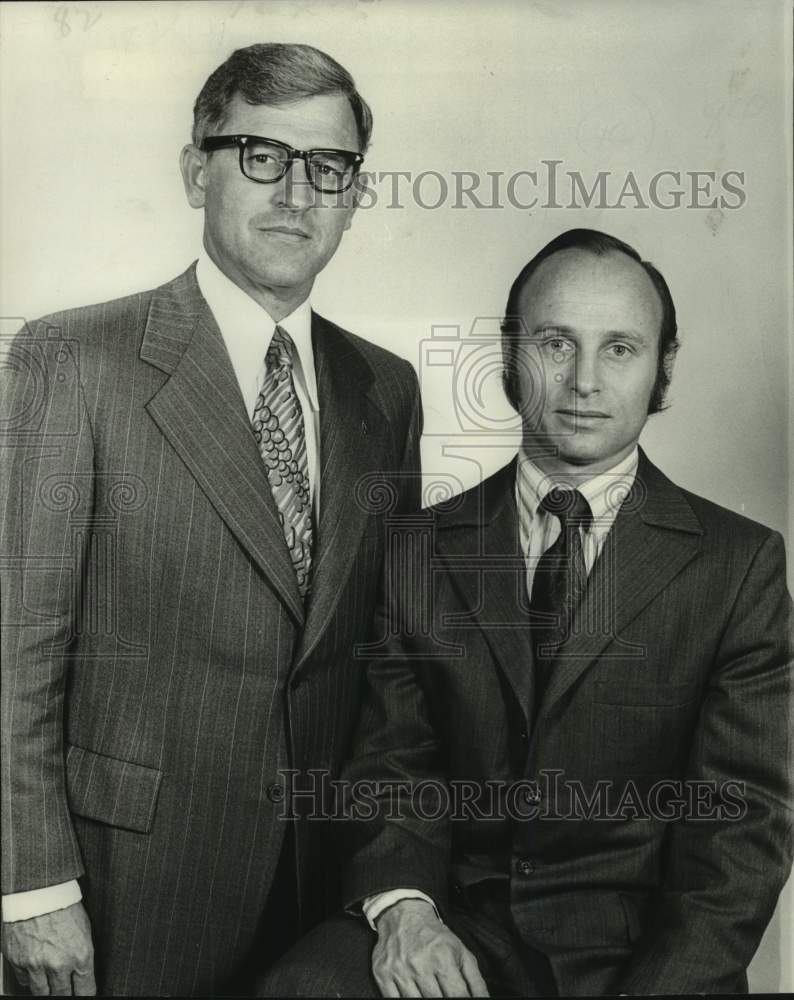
[195,250,319,414]
[516,446,639,531]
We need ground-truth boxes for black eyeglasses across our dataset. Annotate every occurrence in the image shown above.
[199,134,364,193]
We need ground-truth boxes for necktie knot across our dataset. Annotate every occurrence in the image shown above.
[540,487,592,531]
[266,325,294,372]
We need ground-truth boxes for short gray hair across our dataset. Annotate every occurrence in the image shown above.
[192,43,373,152]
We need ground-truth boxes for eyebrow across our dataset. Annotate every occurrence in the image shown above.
[531,324,575,337]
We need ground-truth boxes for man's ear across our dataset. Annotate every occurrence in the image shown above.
[661,342,678,385]
[179,144,208,209]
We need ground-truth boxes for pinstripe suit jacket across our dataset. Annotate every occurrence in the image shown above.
[0,264,421,995]
[341,453,793,995]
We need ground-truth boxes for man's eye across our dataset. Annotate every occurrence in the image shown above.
[608,343,632,357]
[314,162,345,177]
[251,154,277,164]
[543,338,573,355]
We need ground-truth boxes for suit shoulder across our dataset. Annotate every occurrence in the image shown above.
[431,460,515,525]
[641,452,782,555]
[3,294,149,395]
[27,287,155,343]
[314,313,417,385]
[681,487,781,550]
[23,266,198,346]
[17,269,193,369]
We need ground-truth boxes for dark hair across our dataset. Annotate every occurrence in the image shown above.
[192,43,373,152]
[501,228,679,415]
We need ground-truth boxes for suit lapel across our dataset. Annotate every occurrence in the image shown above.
[436,460,536,724]
[294,314,389,663]
[141,265,304,625]
[536,450,703,721]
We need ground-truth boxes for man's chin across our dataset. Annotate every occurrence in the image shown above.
[244,263,317,297]
[525,439,616,475]
[524,430,603,464]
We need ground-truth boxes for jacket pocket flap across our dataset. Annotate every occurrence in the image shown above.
[519,892,642,950]
[66,744,163,834]
[592,680,694,707]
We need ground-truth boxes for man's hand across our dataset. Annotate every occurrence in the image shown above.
[372,898,489,998]
[2,901,96,996]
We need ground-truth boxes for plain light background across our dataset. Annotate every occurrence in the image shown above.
[1,0,792,991]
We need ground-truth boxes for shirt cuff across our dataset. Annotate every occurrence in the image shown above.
[2,880,82,922]
[362,888,440,931]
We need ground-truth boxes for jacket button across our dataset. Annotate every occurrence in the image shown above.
[516,858,535,876]
[519,729,529,742]
[266,782,284,803]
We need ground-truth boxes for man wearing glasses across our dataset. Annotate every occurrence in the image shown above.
[1,43,421,996]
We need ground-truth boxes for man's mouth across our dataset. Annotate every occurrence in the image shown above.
[258,225,310,240]
[556,408,610,419]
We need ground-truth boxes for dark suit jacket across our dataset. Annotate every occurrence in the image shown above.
[0,264,421,995]
[341,452,793,995]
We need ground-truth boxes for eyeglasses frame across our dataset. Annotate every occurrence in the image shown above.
[199,134,364,192]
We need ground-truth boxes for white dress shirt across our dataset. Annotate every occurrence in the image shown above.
[3,253,321,923]
[516,446,639,598]
[196,251,321,512]
[362,448,639,930]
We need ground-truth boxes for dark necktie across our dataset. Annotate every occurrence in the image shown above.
[251,325,313,597]
[530,487,592,704]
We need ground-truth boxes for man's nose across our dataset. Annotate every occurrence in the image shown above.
[570,350,600,397]
[272,157,318,210]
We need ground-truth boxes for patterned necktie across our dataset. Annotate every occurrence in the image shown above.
[530,487,592,702]
[252,325,313,597]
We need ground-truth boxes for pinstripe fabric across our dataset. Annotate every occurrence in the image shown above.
[339,454,794,996]
[0,264,422,996]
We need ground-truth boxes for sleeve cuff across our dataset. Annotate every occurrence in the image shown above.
[362,888,441,931]
[2,880,82,921]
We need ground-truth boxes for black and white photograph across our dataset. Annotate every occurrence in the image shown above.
[1,1,792,995]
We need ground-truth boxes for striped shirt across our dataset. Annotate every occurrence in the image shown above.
[516,447,639,597]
